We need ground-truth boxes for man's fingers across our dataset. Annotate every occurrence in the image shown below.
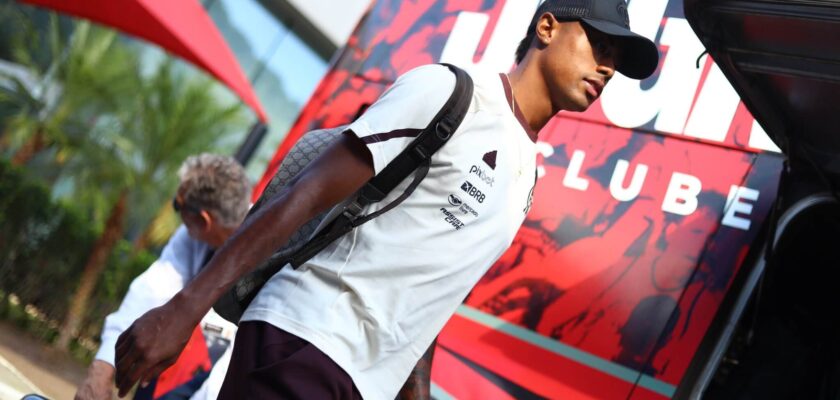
[115,360,135,397]
[115,367,133,397]
[114,342,138,385]
[115,345,146,397]
[116,346,172,397]
[111,305,196,398]
[116,359,144,398]
[115,329,133,361]
[120,356,174,397]
[139,358,175,390]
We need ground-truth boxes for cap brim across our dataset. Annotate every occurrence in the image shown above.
[581,18,660,80]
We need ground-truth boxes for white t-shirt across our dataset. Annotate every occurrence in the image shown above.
[243,64,538,400]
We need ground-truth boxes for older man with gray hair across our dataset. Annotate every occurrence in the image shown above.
[76,154,250,400]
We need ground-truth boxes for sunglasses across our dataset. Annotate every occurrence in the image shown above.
[172,196,202,215]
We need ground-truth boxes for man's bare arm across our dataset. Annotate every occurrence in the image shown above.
[114,133,374,396]
[397,339,436,400]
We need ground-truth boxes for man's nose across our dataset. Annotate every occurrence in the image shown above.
[597,46,618,80]
[597,62,615,81]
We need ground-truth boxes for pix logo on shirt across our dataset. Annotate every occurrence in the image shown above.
[469,165,495,187]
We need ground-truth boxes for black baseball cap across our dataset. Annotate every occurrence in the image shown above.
[535,0,659,79]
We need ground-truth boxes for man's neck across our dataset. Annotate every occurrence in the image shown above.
[507,62,557,134]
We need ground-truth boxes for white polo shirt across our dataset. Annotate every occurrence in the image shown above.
[243,64,538,399]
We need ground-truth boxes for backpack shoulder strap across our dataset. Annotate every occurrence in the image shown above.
[354,63,474,207]
[289,63,474,267]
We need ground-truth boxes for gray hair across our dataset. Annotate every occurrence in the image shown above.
[177,154,251,228]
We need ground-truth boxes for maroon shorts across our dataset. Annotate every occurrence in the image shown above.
[217,321,361,400]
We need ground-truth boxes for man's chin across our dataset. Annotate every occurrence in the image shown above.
[554,95,591,113]
[568,100,591,112]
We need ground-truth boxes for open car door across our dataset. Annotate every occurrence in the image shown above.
[683,0,840,398]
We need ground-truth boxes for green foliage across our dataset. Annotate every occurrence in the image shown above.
[0,160,156,360]
[68,57,248,229]
[0,16,143,160]
[0,2,251,354]
[0,5,249,229]
[0,162,95,318]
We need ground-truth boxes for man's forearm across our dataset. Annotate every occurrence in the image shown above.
[174,187,320,315]
[397,339,436,400]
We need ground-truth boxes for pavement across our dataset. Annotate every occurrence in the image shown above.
[0,322,85,400]
[0,353,42,400]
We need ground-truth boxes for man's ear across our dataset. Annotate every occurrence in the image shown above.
[535,12,557,46]
[199,210,213,232]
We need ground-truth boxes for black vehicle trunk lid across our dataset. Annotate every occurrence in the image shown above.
[684,0,840,178]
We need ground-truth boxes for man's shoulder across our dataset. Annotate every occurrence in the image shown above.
[394,64,502,108]
[168,225,195,246]
[403,63,452,77]
[395,64,457,90]
[400,63,497,85]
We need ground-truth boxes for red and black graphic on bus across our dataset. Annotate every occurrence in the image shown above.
[257,0,784,398]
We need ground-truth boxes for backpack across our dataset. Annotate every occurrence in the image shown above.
[213,64,474,324]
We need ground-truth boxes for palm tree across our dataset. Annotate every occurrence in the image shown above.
[0,7,250,350]
[0,14,139,167]
[54,57,248,349]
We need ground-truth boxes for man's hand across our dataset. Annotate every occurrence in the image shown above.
[75,360,116,400]
[113,298,198,397]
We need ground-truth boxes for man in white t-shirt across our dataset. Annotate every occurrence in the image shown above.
[113,1,660,398]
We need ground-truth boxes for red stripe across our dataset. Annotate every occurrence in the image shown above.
[431,346,517,400]
[437,314,641,399]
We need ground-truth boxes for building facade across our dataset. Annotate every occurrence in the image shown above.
[201,0,369,180]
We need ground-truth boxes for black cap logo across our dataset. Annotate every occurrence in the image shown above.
[616,1,629,27]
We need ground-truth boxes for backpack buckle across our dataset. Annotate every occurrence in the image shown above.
[435,119,454,140]
[342,200,365,220]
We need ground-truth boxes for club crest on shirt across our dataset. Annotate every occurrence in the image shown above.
[482,151,497,170]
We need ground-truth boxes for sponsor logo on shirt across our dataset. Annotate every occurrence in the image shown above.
[469,165,495,187]
[459,202,479,217]
[461,180,486,203]
[440,207,465,230]
[448,194,479,217]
